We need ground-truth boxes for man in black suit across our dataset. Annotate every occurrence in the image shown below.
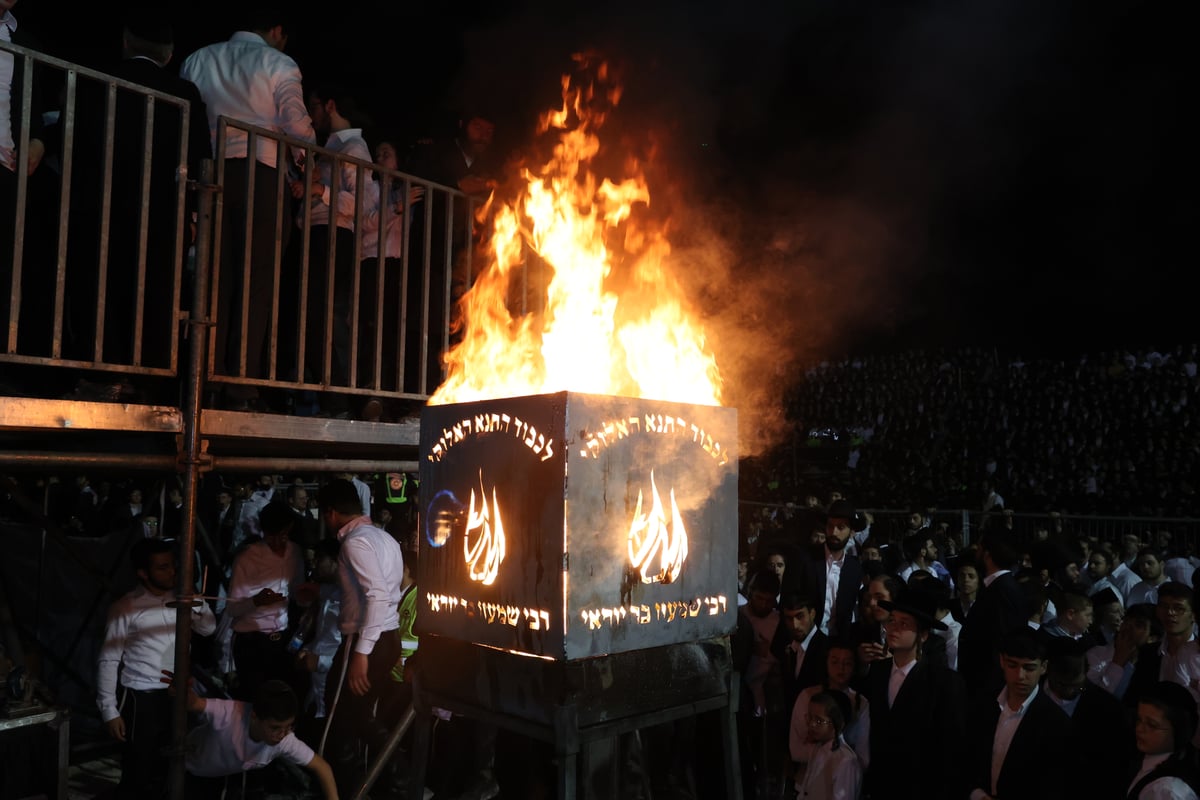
[958,528,1028,700]
[966,631,1073,800]
[770,593,829,716]
[67,9,212,370]
[1124,581,1198,711]
[863,589,967,800]
[795,498,865,639]
[1044,643,1133,800]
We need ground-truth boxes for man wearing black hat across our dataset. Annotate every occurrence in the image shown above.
[794,498,866,640]
[863,588,967,800]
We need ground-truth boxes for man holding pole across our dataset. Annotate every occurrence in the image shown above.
[318,478,405,796]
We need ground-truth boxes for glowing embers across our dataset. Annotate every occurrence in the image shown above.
[465,472,506,585]
[627,471,688,585]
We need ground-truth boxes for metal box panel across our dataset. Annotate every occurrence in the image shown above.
[418,392,737,660]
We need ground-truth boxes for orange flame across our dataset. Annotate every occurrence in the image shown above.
[465,472,506,585]
[430,56,722,407]
[627,471,689,584]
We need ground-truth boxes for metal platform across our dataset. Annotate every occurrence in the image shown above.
[0,399,422,472]
[408,636,741,800]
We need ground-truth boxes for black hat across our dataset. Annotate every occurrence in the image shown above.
[827,499,867,533]
[880,587,948,631]
[1144,681,1200,742]
[1091,586,1122,608]
[1030,541,1079,574]
[258,501,295,536]
[124,7,174,46]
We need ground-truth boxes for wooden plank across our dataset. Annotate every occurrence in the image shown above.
[0,397,182,433]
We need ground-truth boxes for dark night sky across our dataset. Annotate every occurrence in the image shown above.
[25,0,1198,361]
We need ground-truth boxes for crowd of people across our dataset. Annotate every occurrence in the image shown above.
[736,497,1200,799]
[750,345,1200,518]
[70,471,455,800]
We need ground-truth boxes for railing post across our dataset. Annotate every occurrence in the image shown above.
[168,158,217,800]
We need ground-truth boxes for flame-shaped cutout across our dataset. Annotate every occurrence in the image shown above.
[627,471,688,584]
[464,472,506,585]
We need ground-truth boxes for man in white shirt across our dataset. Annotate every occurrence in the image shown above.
[96,538,217,799]
[289,85,372,410]
[1128,547,1171,607]
[1087,549,1127,608]
[319,478,404,796]
[228,501,306,701]
[179,4,316,396]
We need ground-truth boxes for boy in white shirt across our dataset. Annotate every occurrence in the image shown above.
[182,679,338,799]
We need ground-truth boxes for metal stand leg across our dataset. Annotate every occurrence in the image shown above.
[352,707,417,800]
[722,674,743,800]
[409,680,433,800]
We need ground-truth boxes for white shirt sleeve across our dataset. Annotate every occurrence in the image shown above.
[1138,777,1200,800]
[343,535,391,655]
[790,689,815,764]
[96,598,132,722]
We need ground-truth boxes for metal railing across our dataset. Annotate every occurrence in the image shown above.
[207,117,473,402]
[1,40,470,404]
[1,41,192,374]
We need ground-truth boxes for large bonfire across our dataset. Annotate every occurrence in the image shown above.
[429,55,723,407]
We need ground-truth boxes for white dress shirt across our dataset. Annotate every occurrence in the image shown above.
[308,128,371,230]
[227,539,305,634]
[337,515,403,654]
[971,685,1040,800]
[934,611,962,671]
[1128,579,1166,607]
[179,31,315,168]
[795,736,862,800]
[888,659,917,708]
[1128,754,1199,800]
[185,698,314,777]
[1111,561,1142,602]
[96,585,217,722]
[822,548,844,635]
[791,685,871,771]
[1087,642,1136,699]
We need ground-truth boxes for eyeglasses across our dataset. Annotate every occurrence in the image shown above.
[1135,716,1171,733]
[1159,604,1192,617]
[805,715,834,727]
[883,617,917,631]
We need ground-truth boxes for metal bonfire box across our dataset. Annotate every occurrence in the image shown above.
[417,392,738,660]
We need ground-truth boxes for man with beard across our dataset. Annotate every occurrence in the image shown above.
[795,499,865,638]
[96,538,217,799]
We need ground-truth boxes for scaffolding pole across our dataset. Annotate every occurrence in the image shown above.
[167,159,216,800]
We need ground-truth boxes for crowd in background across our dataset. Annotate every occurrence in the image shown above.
[742,344,1200,518]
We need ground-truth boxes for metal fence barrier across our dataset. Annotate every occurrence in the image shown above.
[1,40,470,406]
